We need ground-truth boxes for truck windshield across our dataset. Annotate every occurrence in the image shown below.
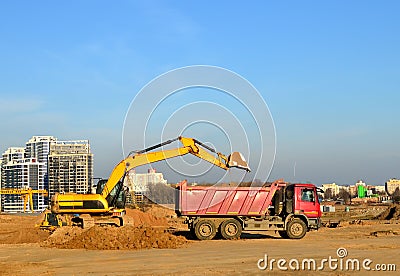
[301,188,315,202]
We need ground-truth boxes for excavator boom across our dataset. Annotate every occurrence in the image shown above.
[101,136,250,199]
[50,136,250,219]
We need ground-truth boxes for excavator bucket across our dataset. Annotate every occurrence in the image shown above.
[228,152,251,172]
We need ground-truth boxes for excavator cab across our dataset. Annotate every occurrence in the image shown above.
[96,179,108,194]
[96,178,127,209]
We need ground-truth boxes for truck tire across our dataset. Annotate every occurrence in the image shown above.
[220,219,242,240]
[286,218,307,239]
[194,219,217,240]
[189,226,196,238]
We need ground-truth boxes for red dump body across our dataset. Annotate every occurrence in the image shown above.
[176,180,286,216]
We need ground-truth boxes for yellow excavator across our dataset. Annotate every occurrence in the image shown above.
[41,136,250,229]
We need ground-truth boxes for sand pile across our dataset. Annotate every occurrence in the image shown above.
[142,205,186,230]
[143,205,177,219]
[0,215,50,244]
[125,208,168,227]
[42,225,187,250]
[0,207,186,249]
[376,204,400,220]
[41,208,186,250]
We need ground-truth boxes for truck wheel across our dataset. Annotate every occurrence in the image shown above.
[189,226,196,238]
[220,219,242,240]
[278,230,289,239]
[194,220,217,240]
[286,218,307,239]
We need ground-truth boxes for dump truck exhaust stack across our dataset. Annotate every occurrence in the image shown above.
[228,152,251,172]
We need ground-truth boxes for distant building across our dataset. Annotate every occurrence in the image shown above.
[321,183,340,196]
[355,180,366,187]
[125,168,167,193]
[1,147,25,166]
[47,140,93,199]
[374,185,386,194]
[355,180,366,198]
[1,147,25,212]
[25,136,56,164]
[1,147,26,193]
[1,137,93,213]
[25,136,57,202]
[348,185,357,196]
[385,178,400,196]
[124,168,168,204]
[1,158,46,212]
[1,140,54,210]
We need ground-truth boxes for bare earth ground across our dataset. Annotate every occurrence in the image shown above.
[1,205,400,275]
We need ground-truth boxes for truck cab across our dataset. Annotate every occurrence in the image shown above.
[284,183,322,230]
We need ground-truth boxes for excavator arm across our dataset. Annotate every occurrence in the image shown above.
[100,136,250,199]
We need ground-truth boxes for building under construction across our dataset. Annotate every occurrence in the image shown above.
[47,140,93,199]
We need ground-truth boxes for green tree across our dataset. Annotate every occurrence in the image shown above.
[324,188,333,200]
[338,188,351,204]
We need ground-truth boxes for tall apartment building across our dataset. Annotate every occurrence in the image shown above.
[25,136,57,202]
[1,147,25,167]
[1,148,25,212]
[1,137,93,213]
[47,140,93,199]
[1,140,56,212]
[25,136,56,167]
[1,158,46,212]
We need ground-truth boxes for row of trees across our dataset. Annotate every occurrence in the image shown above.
[324,187,400,203]
[323,188,351,203]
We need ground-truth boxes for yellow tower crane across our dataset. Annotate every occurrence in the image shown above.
[0,188,48,212]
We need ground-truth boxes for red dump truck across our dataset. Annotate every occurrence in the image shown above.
[175,179,322,240]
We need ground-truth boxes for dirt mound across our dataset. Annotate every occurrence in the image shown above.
[42,208,186,250]
[376,204,400,220]
[34,211,47,225]
[0,208,180,249]
[143,205,177,219]
[142,205,186,230]
[0,214,50,244]
[125,208,168,227]
[42,225,187,250]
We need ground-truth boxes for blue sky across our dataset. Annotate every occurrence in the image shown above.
[0,1,399,186]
